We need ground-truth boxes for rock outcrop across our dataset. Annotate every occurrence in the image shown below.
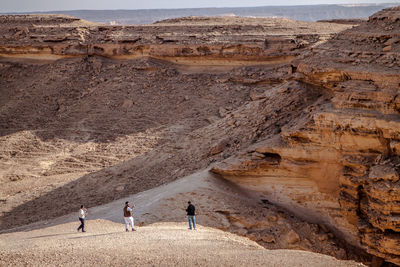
[212,7,400,265]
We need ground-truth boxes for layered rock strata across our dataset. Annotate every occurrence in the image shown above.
[212,7,400,265]
[0,15,351,63]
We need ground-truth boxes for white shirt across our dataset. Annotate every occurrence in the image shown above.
[79,209,86,219]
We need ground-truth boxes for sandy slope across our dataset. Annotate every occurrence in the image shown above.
[0,170,259,236]
[0,220,364,267]
[0,170,370,264]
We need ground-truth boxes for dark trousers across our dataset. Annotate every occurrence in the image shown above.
[77,218,85,232]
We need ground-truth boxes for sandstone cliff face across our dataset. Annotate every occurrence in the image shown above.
[212,7,400,265]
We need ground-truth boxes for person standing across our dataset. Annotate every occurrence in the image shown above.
[77,205,87,232]
[123,201,136,232]
[186,201,196,230]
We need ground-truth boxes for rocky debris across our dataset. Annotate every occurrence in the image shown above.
[209,139,231,156]
[267,215,278,222]
[261,233,276,243]
[121,99,134,109]
[218,107,228,118]
[249,90,268,101]
[285,229,301,245]
[205,116,219,124]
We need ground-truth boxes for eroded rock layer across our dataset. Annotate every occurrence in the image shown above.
[0,15,350,63]
[212,7,400,265]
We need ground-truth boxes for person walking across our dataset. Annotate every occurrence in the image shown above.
[186,201,196,230]
[123,201,136,232]
[77,205,87,232]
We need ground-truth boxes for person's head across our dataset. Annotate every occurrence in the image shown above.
[81,205,84,209]
[188,201,191,205]
[125,201,129,206]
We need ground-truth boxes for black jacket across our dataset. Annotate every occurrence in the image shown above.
[186,204,195,216]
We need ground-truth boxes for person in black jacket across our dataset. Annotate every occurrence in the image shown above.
[186,201,196,230]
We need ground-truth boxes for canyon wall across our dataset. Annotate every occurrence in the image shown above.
[0,15,351,234]
[212,7,400,265]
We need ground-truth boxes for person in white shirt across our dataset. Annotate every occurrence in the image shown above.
[123,201,136,232]
[77,205,87,232]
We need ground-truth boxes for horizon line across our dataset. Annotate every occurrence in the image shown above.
[1,2,399,14]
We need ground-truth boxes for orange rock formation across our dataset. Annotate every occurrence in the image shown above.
[212,7,400,265]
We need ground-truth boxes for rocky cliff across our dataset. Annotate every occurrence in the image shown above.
[212,7,400,265]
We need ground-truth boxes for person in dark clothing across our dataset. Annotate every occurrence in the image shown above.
[186,201,196,230]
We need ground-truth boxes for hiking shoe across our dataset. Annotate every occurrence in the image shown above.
[132,229,136,231]
[126,229,129,232]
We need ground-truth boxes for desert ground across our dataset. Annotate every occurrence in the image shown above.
[0,220,365,267]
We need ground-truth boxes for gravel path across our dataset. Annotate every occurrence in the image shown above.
[0,220,365,266]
